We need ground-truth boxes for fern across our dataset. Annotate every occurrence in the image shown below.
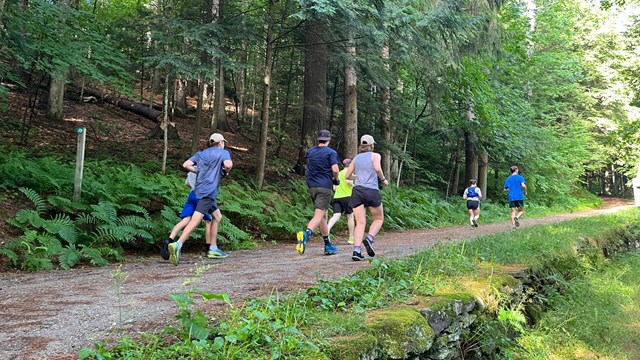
[80,246,109,266]
[19,187,47,214]
[58,245,82,270]
[90,202,119,223]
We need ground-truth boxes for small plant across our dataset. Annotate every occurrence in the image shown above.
[111,265,129,327]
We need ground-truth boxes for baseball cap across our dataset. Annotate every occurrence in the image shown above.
[360,134,375,145]
[317,129,331,141]
[342,158,352,165]
[209,133,227,143]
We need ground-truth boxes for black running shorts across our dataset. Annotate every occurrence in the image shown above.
[332,197,353,214]
[349,186,382,208]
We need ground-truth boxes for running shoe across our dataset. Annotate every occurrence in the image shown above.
[296,231,309,255]
[168,242,180,266]
[324,244,338,255]
[514,216,520,227]
[159,238,171,260]
[362,237,376,257]
[347,237,354,245]
[207,249,229,259]
[352,251,365,261]
[472,220,478,228]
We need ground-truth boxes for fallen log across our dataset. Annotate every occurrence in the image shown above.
[82,87,163,122]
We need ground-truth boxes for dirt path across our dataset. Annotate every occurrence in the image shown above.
[0,198,634,360]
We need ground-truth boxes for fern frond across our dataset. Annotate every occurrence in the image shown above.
[18,187,47,214]
[118,204,150,217]
[58,244,82,269]
[90,202,119,223]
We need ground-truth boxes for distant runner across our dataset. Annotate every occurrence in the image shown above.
[503,165,527,229]
[462,179,482,229]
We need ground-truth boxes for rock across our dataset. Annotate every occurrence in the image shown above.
[367,308,435,359]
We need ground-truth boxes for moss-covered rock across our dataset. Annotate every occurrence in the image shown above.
[367,307,435,359]
[325,333,378,360]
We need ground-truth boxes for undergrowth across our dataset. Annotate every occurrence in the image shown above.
[78,209,640,359]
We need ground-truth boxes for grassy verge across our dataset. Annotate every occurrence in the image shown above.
[79,208,640,359]
[502,252,640,359]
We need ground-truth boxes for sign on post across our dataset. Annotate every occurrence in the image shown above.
[73,127,86,202]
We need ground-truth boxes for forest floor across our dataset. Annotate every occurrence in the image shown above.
[0,197,634,360]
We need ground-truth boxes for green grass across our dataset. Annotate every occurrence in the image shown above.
[502,252,640,359]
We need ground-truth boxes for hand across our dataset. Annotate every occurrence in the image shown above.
[332,178,340,186]
[382,179,389,187]
[221,168,229,177]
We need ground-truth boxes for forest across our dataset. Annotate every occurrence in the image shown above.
[2,1,640,358]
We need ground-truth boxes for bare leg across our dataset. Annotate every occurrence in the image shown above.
[346,213,355,240]
[511,208,517,226]
[516,207,524,219]
[327,213,342,233]
[307,209,329,237]
[468,209,474,225]
[473,209,480,222]
[352,205,367,247]
[208,209,222,247]
[366,205,384,238]
[177,212,205,245]
[170,217,191,239]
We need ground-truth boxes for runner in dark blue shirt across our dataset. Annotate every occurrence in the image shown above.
[296,130,340,256]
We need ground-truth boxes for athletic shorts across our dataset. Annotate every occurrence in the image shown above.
[195,196,219,216]
[466,200,480,210]
[332,197,353,215]
[509,200,524,208]
[349,186,382,208]
[309,187,333,210]
[180,191,212,221]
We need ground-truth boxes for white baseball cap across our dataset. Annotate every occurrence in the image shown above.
[209,133,227,143]
[360,134,375,145]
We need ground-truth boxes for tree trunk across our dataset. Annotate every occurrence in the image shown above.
[478,150,488,200]
[256,0,275,188]
[214,63,229,130]
[162,74,169,175]
[83,87,163,121]
[192,76,205,153]
[295,19,328,175]
[0,0,6,29]
[344,41,358,159]
[175,77,187,112]
[381,42,392,179]
[464,131,478,185]
[47,76,65,121]
[238,41,248,123]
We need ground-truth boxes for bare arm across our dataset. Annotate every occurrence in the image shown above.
[345,161,355,180]
[332,164,340,182]
[183,160,197,173]
[521,182,527,196]
[372,153,389,186]
[223,160,233,172]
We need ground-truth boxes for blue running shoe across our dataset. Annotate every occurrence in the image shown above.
[324,244,338,255]
[362,238,376,257]
[296,231,309,255]
[207,249,228,259]
[168,242,180,266]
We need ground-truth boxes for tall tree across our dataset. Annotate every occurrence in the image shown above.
[256,0,276,188]
[343,38,358,158]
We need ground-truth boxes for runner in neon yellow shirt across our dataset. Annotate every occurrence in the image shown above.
[328,159,355,244]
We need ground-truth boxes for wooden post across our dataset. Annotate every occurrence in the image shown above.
[73,127,86,201]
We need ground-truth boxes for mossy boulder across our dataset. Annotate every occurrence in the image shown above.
[325,333,378,360]
[367,307,435,359]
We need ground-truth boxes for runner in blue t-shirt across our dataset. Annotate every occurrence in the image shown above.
[503,165,527,229]
[296,130,340,256]
[167,133,233,266]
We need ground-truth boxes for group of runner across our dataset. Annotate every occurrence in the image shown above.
[160,130,527,266]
